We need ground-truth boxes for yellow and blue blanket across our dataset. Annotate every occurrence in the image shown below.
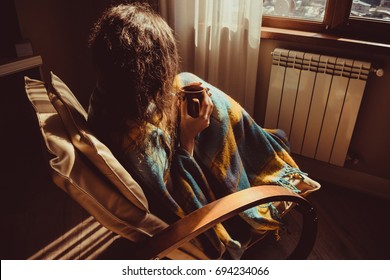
[107,72,316,259]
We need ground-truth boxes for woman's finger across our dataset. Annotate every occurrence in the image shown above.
[180,97,188,117]
[200,90,214,118]
[187,81,202,87]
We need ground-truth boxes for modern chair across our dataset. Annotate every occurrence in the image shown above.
[23,73,318,260]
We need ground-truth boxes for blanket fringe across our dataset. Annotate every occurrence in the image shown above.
[276,166,308,193]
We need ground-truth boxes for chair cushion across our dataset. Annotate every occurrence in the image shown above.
[24,76,167,242]
[49,72,149,211]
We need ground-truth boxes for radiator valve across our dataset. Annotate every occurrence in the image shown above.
[346,154,360,165]
[371,68,384,77]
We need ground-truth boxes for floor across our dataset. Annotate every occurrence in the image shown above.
[242,180,390,260]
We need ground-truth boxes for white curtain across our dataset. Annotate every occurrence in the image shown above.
[159,0,263,116]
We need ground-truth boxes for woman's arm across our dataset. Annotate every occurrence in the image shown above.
[179,85,214,156]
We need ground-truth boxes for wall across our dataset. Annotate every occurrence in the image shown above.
[254,37,390,198]
[0,0,22,59]
[13,0,111,107]
[13,0,160,108]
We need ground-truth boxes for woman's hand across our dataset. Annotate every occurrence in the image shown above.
[179,84,214,156]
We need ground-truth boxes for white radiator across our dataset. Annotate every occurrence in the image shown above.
[265,48,371,166]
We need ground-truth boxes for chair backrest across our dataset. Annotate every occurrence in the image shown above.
[24,74,168,243]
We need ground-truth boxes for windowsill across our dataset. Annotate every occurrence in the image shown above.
[261,27,390,55]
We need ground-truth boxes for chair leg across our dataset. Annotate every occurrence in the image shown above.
[287,202,318,259]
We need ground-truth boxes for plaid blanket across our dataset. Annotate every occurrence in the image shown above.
[91,72,317,259]
[169,73,314,258]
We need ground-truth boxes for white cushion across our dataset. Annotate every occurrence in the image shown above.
[49,72,149,210]
[24,76,167,242]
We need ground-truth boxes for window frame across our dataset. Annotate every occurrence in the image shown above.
[262,0,390,44]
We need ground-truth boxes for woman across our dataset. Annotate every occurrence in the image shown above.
[87,2,319,259]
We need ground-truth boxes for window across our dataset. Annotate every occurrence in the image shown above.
[350,0,390,21]
[263,0,326,22]
[262,0,390,44]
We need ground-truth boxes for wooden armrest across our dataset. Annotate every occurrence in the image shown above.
[138,185,317,260]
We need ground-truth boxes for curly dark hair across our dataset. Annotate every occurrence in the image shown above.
[88,2,179,152]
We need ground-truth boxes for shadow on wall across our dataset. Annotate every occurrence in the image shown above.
[13,0,109,107]
[13,0,160,108]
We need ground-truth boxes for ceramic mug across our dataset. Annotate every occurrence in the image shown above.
[180,84,205,118]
